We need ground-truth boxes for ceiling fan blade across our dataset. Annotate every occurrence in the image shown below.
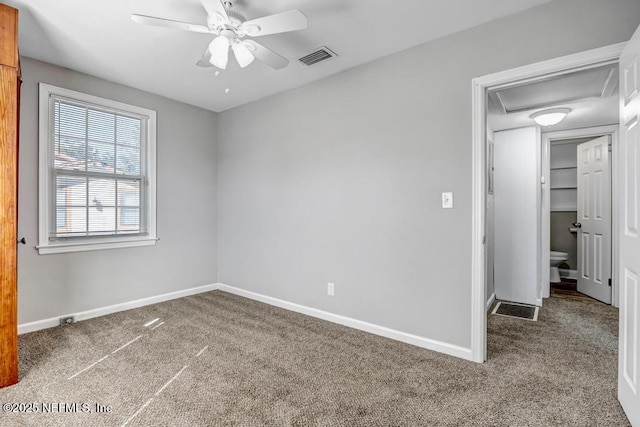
[244,41,289,70]
[208,36,230,70]
[200,0,229,24]
[241,10,308,37]
[131,14,212,34]
[196,47,215,67]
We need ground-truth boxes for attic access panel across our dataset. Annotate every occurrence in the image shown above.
[489,64,619,114]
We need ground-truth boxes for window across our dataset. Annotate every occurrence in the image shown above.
[38,84,157,254]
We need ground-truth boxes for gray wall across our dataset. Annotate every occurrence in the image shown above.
[218,0,640,348]
[17,58,218,324]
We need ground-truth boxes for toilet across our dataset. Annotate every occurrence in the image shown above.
[550,251,569,283]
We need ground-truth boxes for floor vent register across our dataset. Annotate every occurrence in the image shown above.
[491,301,539,321]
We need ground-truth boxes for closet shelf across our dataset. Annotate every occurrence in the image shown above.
[551,206,578,212]
[550,186,577,190]
[550,166,578,170]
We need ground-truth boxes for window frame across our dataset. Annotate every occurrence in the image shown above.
[38,83,157,254]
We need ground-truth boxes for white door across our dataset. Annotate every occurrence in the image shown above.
[576,136,612,304]
[618,24,640,427]
[493,127,540,306]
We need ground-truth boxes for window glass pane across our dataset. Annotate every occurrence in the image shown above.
[54,136,87,171]
[88,110,115,144]
[57,175,87,206]
[119,207,140,228]
[57,103,86,139]
[66,207,88,235]
[55,187,67,207]
[116,145,141,175]
[89,178,116,208]
[55,188,67,230]
[88,141,115,173]
[118,180,140,230]
[118,180,140,207]
[117,116,141,147]
[88,206,116,233]
[56,207,67,229]
[120,192,138,207]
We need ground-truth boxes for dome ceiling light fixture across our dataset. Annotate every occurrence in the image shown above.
[530,107,571,127]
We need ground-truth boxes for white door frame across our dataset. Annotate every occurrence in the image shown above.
[470,42,626,362]
[541,126,619,307]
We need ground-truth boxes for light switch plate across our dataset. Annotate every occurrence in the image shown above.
[442,192,453,209]
[327,282,334,296]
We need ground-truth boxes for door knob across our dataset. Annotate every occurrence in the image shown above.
[572,222,582,229]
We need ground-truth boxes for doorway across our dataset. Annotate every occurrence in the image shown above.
[542,127,619,306]
[469,42,626,363]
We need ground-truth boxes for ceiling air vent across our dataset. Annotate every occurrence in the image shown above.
[298,46,337,66]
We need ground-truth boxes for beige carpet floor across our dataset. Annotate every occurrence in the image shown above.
[0,290,628,426]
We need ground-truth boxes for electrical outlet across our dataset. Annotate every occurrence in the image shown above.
[327,282,335,297]
[60,316,75,326]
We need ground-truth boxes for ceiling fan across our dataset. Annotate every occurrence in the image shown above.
[131,0,308,70]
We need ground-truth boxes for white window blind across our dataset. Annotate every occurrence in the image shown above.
[39,84,157,254]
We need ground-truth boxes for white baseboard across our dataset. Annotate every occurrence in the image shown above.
[217,284,473,361]
[18,283,219,335]
[19,282,474,362]
[559,268,578,280]
[486,293,496,312]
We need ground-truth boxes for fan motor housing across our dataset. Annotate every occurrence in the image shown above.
[226,11,245,25]
[207,10,244,32]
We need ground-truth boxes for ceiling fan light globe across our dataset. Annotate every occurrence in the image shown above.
[232,42,255,68]
[208,36,230,69]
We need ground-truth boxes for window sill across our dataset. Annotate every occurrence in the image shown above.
[37,236,158,255]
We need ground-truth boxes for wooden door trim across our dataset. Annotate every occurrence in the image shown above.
[0,4,19,388]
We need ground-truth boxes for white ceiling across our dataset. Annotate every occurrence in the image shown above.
[488,64,620,132]
[6,0,550,112]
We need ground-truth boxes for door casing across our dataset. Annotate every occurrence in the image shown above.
[541,126,619,307]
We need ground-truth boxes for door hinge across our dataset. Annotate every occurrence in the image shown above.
[608,278,612,287]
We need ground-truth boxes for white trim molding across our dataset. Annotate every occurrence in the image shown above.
[559,268,578,280]
[37,83,158,255]
[486,293,496,312]
[471,42,625,363]
[217,284,474,361]
[19,282,473,361]
[36,236,158,255]
[18,283,218,334]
